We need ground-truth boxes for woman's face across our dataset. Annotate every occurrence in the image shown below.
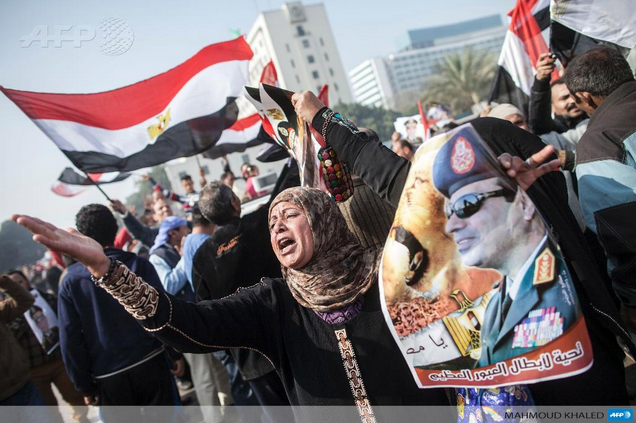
[269,202,314,269]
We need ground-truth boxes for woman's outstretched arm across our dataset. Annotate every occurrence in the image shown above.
[12,215,278,364]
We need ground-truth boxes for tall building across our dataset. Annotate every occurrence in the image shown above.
[246,2,352,104]
[349,58,396,109]
[348,15,506,109]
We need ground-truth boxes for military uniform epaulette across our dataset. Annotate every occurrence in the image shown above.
[533,247,556,286]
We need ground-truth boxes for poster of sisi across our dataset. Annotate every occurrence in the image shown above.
[25,289,60,355]
[379,124,593,388]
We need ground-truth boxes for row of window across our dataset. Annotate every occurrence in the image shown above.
[286,35,326,52]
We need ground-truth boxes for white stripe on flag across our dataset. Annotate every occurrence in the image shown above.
[532,0,550,16]
[51,182,87,197]
[217,119,261,146]
[32,61,249,157]
[551,0,636,49]
[498,31,536,96]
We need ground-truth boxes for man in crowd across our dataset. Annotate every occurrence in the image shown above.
[148,216,193,301]
[486,103,586,228]
[7,270,87,423]
[432,131,579,366]
[528,52,587,135]
[193,182,287,407]
[142,173,204,217]
[393,139,415,161]
[194,179,298,415]
[58,204,182,422]
[0,275,38,404]
[174,205,233,422]
[563,46,636,332]
[221,169,236,188]
[242,163,266,199]
[110,197,173,247]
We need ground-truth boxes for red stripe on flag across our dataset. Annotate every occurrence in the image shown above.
[87,173,103,182]
[51,182,86,197]
[417,100,429,141]
[508,0,549,71]
[0,37,253,129]
[227,113,260,131]
[260,60,278,86]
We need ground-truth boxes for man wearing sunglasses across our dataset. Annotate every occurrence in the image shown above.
[432,131,580,367]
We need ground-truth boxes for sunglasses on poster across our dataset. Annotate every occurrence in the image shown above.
[444,189,515,219]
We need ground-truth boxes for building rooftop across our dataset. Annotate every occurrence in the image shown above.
[395,14,503,51]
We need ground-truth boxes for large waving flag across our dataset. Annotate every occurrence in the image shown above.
[1,37,253,173]
[550,0,635,65]
[201,59,279,160]
[51,168,131,197]
[489,0,552,116]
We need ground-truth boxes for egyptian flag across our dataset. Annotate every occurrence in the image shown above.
[1,37,253,173]
[51,167,130,197]
[550,0,635,66]
[489,0,552,117]
[201,59,279,160]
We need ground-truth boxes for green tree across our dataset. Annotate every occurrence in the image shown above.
[421,47,497,114]
[331,102,400,141]
[124,166,172,213]
[0,220,46,273]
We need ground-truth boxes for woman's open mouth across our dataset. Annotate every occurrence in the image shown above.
[278,237,296,254]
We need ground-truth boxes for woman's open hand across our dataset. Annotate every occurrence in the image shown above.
[11,215,111,278]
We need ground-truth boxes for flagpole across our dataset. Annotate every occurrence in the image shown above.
[80,171,113,202]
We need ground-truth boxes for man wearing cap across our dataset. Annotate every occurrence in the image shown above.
[149,216,194,302]
[431,129,580,366]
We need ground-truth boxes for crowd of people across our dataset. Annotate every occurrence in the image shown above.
[1,45,636,423]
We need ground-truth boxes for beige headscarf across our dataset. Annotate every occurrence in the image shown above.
[269,187,379,312]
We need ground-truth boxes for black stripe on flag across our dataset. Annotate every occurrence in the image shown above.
[488,66,531,118]
[550,21,630,67]
[202,126,273,160]
[534,7,550,32]
[64,100,239,173]
[58,168,130,185]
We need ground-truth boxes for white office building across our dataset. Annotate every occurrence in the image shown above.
[348,58,396,109]
[246,2,352,105]
[348,15,506,109]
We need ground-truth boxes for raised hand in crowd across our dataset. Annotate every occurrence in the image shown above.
[198,167,207,187]
[291,90,326,123]
[109,199,127,215]
[498,144,561,191]
[292,90,561,191]
[141,174,150,182]
[536,52,556,81]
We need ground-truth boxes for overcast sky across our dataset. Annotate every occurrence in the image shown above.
[0,0,514,229]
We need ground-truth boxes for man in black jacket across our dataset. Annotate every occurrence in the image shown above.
[193,175,296,410]
[59,204,183,422]
[528,52,587,135]
[563,47,636,335]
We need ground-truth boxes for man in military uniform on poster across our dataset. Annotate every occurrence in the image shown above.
[432,129,580,367]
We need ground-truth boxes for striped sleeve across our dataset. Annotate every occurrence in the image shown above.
[576,133,636,305]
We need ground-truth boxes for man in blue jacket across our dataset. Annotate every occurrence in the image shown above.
[58,204,183,422]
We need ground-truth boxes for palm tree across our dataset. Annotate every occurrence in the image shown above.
[422,47,497,114]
